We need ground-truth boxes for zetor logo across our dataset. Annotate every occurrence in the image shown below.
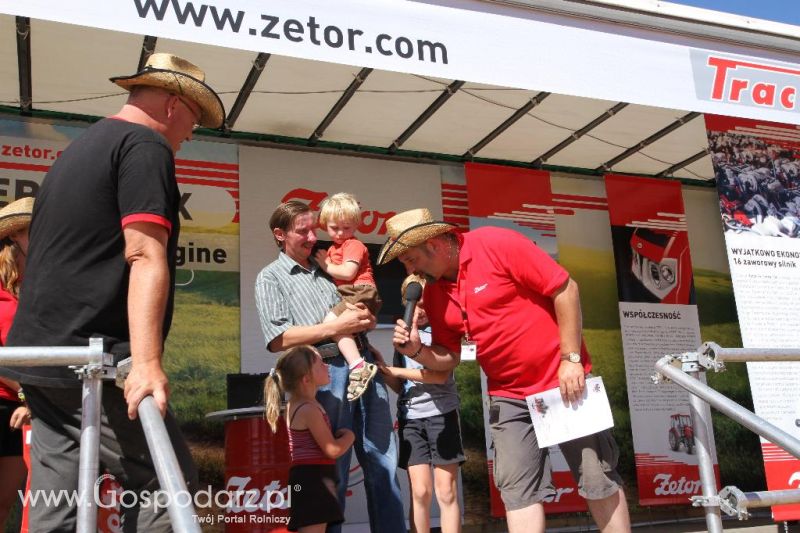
[697,52,799,111]
[282,188,396,236]
[788,472,800,487]
[653,473,702,496]
[225,476,291,513]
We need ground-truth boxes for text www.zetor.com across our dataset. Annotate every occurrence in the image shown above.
[133,0,449,65]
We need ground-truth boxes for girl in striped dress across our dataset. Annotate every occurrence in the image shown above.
[265,345,355,532]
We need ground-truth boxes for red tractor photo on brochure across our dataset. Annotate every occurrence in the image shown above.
[668,414,695,455]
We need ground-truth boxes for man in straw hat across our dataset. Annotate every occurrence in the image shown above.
[379,209,631,533]
[255,200,405,533]
[0,53,224,531]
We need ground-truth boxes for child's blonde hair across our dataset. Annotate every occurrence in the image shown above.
[401,273,427,305]
[264,345,319,433]
[318,192,361,227]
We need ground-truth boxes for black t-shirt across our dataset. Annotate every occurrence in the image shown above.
[4,118,180,387]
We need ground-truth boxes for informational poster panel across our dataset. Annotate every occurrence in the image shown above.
[464,162,586,515]
[605,174,717,506]
[706,114,800,521]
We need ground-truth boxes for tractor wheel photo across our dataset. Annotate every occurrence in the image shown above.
[669,428,679,451]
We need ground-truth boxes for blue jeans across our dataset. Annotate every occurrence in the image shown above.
[317,349,405,533]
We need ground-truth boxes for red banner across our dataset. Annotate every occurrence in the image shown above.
[606,173,716,506]
[466,162,585,516]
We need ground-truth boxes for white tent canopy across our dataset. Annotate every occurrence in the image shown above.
[2,0,800,183]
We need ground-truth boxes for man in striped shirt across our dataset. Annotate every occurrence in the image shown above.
[255,200,405,533]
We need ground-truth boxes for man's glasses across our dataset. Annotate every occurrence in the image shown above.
[174,95,201,130]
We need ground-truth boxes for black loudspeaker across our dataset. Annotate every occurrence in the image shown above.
[226,373,269,409]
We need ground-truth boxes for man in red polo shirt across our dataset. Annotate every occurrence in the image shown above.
[378,208,630,533]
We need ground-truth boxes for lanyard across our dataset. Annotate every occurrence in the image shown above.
[449,265,472,343]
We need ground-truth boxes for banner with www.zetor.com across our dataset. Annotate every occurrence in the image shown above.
[605,174,719,506]
[3,0,800,126]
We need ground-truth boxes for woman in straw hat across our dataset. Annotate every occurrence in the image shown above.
[0,197,33,529]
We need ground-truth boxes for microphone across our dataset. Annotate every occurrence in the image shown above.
[401,281,423,346]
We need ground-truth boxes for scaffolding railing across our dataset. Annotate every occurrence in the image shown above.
[0,338,200,533]
[653,342,800,533]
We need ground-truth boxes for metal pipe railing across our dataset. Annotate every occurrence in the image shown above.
[703,342,800,363]
[0,338,108,533]
[687,367,723,533]
[654,345,800,529]
[139,396,201,533]
[734,488,800,509]
[655,357,800,459]
[76,369,104,533]
[0,349,112,366]
[0,338,199,532]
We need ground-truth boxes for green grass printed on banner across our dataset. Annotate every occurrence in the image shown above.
[165,270,240,441]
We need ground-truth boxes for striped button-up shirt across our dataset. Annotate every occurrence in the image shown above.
[255,252,341,348]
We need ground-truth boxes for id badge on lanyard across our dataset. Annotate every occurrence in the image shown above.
[454,271,478,361]
[460,338,477,361]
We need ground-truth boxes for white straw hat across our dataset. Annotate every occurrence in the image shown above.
[0,197,34,240]
[377,208,455,265]
[110,53,225,129]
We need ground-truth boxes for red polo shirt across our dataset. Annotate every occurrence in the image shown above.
[425,226,592,399]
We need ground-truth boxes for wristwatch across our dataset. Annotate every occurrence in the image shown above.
[560,351,581,364]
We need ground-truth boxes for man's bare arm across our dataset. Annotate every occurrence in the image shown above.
[552,277,582,353]
[392,316,459,371]
[267,303,374,352]
[381,365,450,384]
[552,277,585,403]
[313,249,359,281]
[123,221,170,420]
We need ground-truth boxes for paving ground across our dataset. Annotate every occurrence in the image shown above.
[633,516,797,532]
[461,511,800,532]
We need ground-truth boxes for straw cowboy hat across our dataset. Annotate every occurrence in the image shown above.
[110,53,225,129]
[0,197,34,241]
[377,208,455,265]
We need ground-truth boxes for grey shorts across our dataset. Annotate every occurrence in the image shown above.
[489,395,622,511]
[398,409,466,469]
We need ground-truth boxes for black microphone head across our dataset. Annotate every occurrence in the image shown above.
[405,281,423,302]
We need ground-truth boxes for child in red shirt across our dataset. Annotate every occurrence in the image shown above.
[314,193,382,401]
